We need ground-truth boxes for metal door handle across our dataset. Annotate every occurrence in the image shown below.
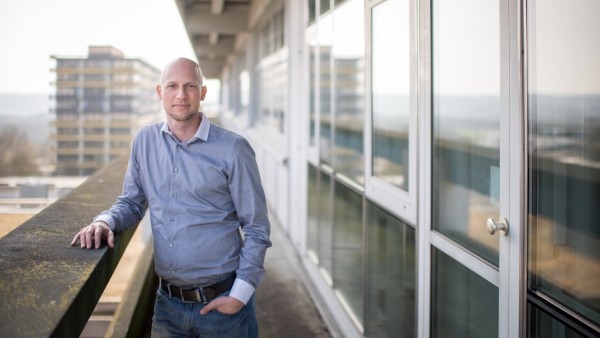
[487,217,509,236]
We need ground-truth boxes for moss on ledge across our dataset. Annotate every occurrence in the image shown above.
[0,154,141,338]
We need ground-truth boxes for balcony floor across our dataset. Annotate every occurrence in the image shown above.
[257,215,332,338]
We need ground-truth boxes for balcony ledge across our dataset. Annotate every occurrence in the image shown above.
[0,154,140,338]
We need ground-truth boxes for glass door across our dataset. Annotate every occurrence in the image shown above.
[427,0,521,336]
[526,0,600,336]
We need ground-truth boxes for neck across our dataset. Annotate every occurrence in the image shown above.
[167,113,202,143]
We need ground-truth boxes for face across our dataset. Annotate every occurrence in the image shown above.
[156,59,207,122]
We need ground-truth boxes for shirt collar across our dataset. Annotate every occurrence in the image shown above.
[160,112,211,144]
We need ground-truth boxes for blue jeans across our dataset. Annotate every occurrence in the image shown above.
[151,288,258,338]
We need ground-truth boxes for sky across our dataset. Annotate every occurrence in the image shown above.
[0,0,198,95]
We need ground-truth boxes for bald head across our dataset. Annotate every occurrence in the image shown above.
[160,57,204,87]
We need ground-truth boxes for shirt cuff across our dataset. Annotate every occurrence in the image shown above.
[229,278,255,305]
[94,214,116,231]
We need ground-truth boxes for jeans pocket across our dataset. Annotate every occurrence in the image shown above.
[202,308,248,338]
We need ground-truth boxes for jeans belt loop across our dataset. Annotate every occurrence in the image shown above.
[195,288,207,303]
[199,287,209,304]
[163,279,173,298]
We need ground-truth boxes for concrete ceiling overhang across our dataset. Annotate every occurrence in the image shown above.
[175,0,250,79]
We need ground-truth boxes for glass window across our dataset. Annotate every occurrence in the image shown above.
[84,127,104,135]
[333,180,363,326]
[320,0,331,15]
[319,14,334,165]
[257,8,288,133]
[371,0,410,190]
[308,0,316,25]
[431,248,498,337]
[83,141,103,149]
[57,155,78,162]
[318,171,334,278]
[528,303,588,338]
[110,128,130,135]
[309,37,318,147]
[431,0,501,266]
[527,0,600,328]
[57,141,79,148]
[332,0,365,184]
[365,202,416,337]
[307,164,320,260]
[240,70,250,112]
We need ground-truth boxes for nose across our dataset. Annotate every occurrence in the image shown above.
[176,87,187,99]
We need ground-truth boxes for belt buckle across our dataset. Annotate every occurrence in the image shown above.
[181,288,202,303]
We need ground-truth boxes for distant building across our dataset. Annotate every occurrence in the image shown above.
[50,46,161,176]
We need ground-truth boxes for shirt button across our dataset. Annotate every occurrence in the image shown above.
[172,193,177,197]
[170,217,174,221]
[174,168,178,172]
[171,270,175,274]
[169,243,174,248]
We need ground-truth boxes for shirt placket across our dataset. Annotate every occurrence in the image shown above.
[168,142,183,277]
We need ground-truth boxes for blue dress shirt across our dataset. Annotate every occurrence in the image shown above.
[95,114,271,304]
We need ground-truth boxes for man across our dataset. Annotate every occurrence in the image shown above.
[71,57,271,338]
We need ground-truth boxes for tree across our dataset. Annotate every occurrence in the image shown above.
[0,125,40,177]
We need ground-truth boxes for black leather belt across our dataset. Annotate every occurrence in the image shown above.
[160,274,236,304]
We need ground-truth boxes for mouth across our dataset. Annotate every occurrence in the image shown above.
[172,104,191,108]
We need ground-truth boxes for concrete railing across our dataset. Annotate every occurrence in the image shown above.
[0,154,149,337]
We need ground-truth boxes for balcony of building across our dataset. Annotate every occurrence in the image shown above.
[0,150,333,338]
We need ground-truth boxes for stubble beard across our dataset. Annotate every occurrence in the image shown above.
[167,110,197,122]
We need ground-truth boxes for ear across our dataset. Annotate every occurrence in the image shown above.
[200,85,207,101]
[156,84,163,100]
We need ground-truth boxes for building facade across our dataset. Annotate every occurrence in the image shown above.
[176,0,599,337]
[51,46,161,176]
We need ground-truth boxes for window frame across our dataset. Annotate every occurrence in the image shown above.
[364,0,418,225]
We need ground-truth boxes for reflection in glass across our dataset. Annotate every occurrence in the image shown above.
[319,14,333,164]
[371,0,410,190]
[333,181,363,326]
[365,202,415,337]
[260,57,287,132]
[528,303,587,338]
[319,171,334,277]
[431,0,500,266]
[239,70,250,116]
[333,0,365,183]
[309,38,318,147]
[527,0,600,327]
[431,248,498,337]
[307,164,319,260]
[320,0,330,15]
[308,0,316,25]
[258,9,287,132]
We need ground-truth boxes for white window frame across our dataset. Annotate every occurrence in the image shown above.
[364,0,418,225]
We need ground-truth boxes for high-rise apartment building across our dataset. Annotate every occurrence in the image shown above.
[51,46,161,176]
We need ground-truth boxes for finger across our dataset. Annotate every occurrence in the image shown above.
[107,230,115,248]
[81,230,87,248]
[71,232,80,246]
[94,226,102,249]
[85,227,94,249]
[200,302,215,315]
[80,229,88,248]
